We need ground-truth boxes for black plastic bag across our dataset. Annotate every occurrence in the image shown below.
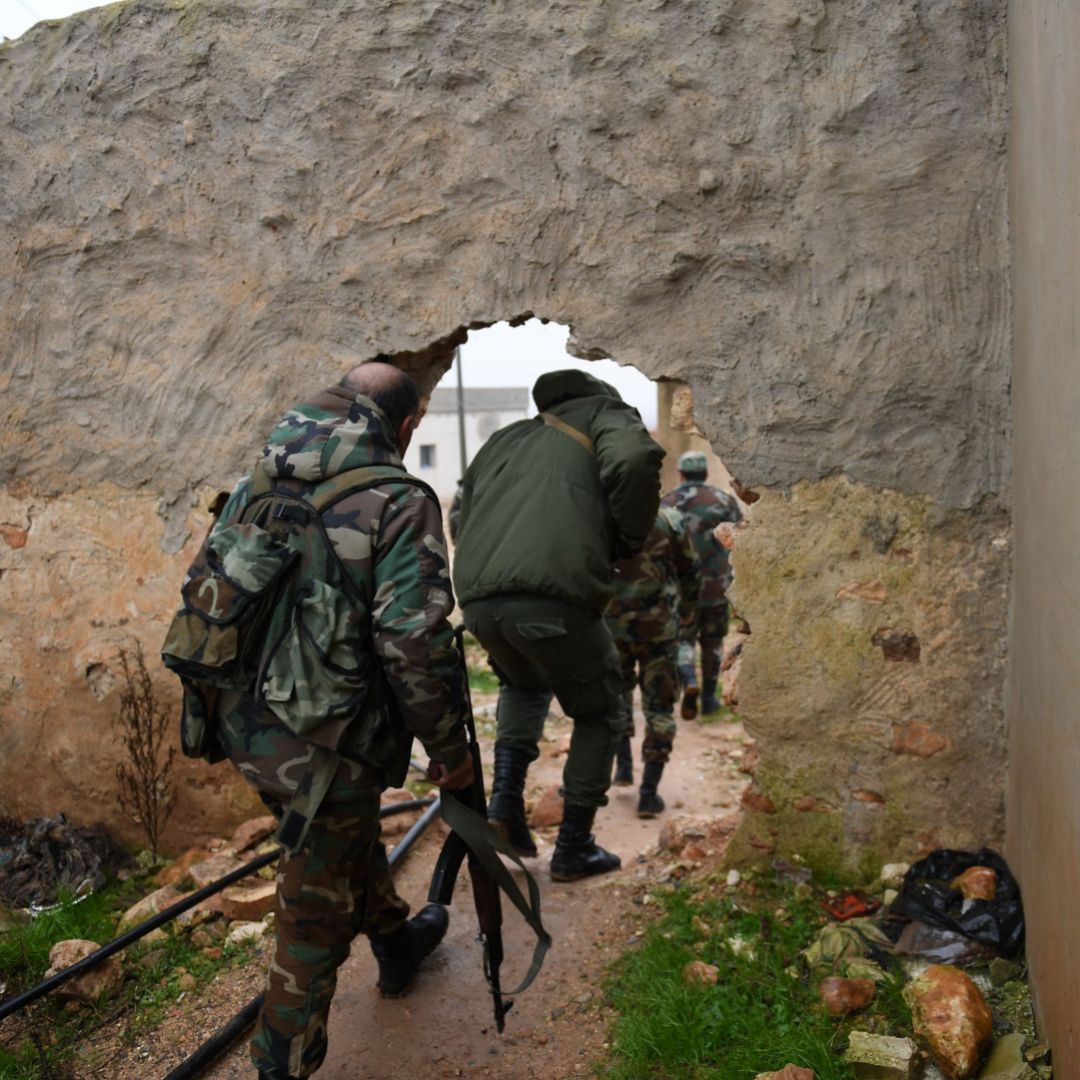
[889,848,1024,959]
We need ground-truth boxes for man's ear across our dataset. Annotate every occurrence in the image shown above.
[397,413,416,453]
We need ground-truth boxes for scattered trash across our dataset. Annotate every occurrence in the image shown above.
[802,919,892,982]
[822,890,881,922]
[0,815,124,908]
[889,849,1024,958]
[893,921,997,966]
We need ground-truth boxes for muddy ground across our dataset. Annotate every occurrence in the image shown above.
[76,694,750,1080]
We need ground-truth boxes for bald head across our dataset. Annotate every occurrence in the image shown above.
[340,362,421,429]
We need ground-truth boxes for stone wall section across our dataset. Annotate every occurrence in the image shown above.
[0,1,1009,861]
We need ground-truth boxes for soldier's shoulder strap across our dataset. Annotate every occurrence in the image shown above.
[247,462,438,514]
[537,412,594,455]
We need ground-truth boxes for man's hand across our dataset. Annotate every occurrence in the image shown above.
[427,755,475,790]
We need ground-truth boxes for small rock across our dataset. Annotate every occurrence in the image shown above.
[1024,1043,1050,1064]
[229,815,277,853]
[217,881,277,922]
[754,1067,815,1080]
[988,958,1024,987]
[843,1031,916,1079]
[44,940,123,1003]
[187,851,245,888]
[978,1034,1037,1080]
[903,965,992,1079]
[177,972,197,992]
[226,920,268,945]
[154,846,212,888]
[820,976,876,1016]
[658,815,708,853]
[683,841,709,862]
[119,884,182,930]
[726,869,741,887]
[200,946,223,961]
[691,915,711,937]
[682,960,719,986]
[190,929,213,949]
[136,948,167,972]
[883,889,898,906]
[950,866,996,901]
[528,786,564,828]
[880,863,910,890]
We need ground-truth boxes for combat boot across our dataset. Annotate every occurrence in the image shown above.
[487,743,538,857]
[679,660,699,719]
[550,803,621,882]
[637,761,666,818]
[701,678,720,715]
[612,735,634,786]
[369,903,449,996]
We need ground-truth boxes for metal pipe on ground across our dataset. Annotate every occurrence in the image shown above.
[0,797,436,1023]
[160,795,443,1080]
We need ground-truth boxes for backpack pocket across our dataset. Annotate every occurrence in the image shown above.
[260,579,369,747]
[162,522,299,688]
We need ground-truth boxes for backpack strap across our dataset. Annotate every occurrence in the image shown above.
[538,412,594,455]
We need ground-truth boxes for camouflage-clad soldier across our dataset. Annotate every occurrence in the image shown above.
[605,505,700,817]
[207,364,473,1080]
[661,450,744,718]
[453,369,664,881]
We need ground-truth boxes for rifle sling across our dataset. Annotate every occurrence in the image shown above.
[538,412,594,455]
[440,795,552,996]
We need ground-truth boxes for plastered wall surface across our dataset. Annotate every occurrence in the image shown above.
[0,1,1010,861]
[1008,0,1080,1066]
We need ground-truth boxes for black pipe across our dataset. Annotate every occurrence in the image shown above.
[160,795,442,1080]
[0,797,436,1022]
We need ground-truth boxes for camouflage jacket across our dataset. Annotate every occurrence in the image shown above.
[216,385,469,773]
[605,507,701,642]
[661,481,743,606]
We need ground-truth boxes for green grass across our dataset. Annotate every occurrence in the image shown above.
[0,889,119,986]
[468,665,502,694]
[0,881,258,1076]
[602,881,912,1080]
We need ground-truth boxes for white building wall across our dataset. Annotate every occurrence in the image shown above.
[403,408,528,502]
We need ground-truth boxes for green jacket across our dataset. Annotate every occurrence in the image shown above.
[453,370,665,615]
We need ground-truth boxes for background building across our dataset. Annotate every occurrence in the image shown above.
[403,387,530,502]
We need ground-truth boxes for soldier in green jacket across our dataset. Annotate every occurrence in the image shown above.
[662,450,744,717]
[605,506,700,816]
[453,370,665,881]
[200,364,473,1080]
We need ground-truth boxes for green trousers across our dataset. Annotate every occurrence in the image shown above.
[463,594,627,808]
[678,601,730,683]
[217,698,409,1079]
[613,636,679,764]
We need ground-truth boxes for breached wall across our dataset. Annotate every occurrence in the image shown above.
[0,0,1009,863]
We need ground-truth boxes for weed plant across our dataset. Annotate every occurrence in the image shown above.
[604,879,912,1080]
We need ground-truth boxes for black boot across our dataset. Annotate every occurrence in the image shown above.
[487,743,538,857]
[701,678,720,715]
[679,661,699,719]
[612,735,634,786]
[550,803,621,882]
[637,761,666,818]
[369,903,449,996]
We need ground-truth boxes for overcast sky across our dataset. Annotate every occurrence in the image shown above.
[1,3,658,424]
[0,0,99,41]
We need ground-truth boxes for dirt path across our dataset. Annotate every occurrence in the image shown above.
[91,701,750,1080]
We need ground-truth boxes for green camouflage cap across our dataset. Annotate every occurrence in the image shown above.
[678,450,707,475]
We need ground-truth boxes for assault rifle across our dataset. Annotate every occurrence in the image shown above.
[427,626,549,1033]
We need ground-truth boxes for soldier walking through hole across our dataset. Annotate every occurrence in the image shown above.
[452,369,664,881]
[165,363,472,1080]
[605,505,700,816]
[662,450,744,718]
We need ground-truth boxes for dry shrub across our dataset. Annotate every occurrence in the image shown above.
[114,642,176,854]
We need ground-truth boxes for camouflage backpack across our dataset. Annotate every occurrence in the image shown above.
[162,463,437,805]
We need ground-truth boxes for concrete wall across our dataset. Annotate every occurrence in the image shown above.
[1008,1,1080,1065]
[0,0,1010,865]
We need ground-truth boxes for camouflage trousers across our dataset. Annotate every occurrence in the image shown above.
[678,602,730,684]
[217,697,409,1080]
[614,637,679,764]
